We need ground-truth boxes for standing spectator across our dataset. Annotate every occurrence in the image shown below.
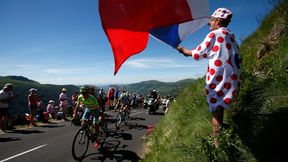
[28,88,41,128]
[107,87,115,109]
[132,93,137,109]
[164,95,171,114]
[113,87,119,109]
[98,88,106,112]
[59,88,68,121]
[0,83,15,132]
[137,94,143,109]
[71,91,79,113]
[46,100,55,119]
[177,8,242,147]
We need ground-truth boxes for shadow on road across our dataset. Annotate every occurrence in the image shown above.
[149,112,165,116]
[109,131,132,141]
[10,129,44,134]
[129,117,145,121]
[83,140,141,162]
[38,124,65,128]
[0,137,21,143]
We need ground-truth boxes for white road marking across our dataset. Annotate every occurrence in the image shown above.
[129,110,147,116]
[0,144,47,162]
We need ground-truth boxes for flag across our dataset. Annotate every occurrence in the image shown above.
[99,0,209,75]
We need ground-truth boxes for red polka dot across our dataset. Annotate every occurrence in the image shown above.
[212,45,219,52]
[216,75,223,82]
[203,53,207,58]
[197,46,201,51]
[214,60,222,67]
[205,41,211,48]
[230,36,235,42]
[216,105,224,111]
[209,33,215,38]
[216,90,224,96]
[224,82,231,89]
[193,54,199,60]
[207,67,210,72]
[210,68,215,75]
[224,98,232,105]
[207,75,210,81]
[210,97,217,103]
[226,57,232,66]
[231,74,238,80]
[217,37,224,43]
[226,43,231,49]
[222,30,228,35]
[209,83,216,89]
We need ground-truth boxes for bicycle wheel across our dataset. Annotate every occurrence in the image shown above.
[115,112,123,130]
[72,127,90,160]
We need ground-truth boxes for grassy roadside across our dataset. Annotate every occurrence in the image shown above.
[141,0,288,161]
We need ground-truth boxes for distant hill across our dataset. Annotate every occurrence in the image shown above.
[125,79,197,97]
[0,76,196,115]
[0,76,79,115]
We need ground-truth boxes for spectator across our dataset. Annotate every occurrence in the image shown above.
[0,83,15,132]
[71,91,79,112]
[59,88,68,121]
[98,88,106,112]
[46,100,55,119]
[177,8,242,147]
[137,94,143,109]
[28,88,41,128]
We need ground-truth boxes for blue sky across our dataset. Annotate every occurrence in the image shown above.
[0,0,273,85]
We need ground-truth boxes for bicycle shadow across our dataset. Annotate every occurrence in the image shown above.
[108,131,133,141]
[9,129,44,134]
[0,137,21,143]
[82,139,141,162]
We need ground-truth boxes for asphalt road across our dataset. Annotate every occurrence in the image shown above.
[0,109,164,162]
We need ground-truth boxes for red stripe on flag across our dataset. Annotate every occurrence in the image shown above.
[99,0,193,74]
[107,29,148,74]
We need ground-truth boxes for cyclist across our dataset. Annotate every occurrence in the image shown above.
[119,90,130,111]
[73,85,101,148]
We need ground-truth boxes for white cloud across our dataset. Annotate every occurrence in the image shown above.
[42,67,100,74]
[125,58,196,69]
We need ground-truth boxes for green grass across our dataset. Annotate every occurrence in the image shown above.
[141,0,288,161]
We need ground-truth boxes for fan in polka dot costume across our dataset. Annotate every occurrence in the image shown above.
[177,8,242,147]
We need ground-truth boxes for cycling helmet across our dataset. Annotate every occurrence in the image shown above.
[79,85,89,94]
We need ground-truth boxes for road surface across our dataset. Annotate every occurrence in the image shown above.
[0,109,164,162]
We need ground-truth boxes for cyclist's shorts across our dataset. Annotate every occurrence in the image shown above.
[81,108,100,125]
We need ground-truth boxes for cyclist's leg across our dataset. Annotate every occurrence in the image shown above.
[92,110,102,148]
[81,108,90,126]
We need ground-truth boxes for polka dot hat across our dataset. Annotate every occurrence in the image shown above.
[212,8,232,20]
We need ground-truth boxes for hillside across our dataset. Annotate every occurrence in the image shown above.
[125,79,196,97]
[0,76,193,115]
[0,76,79,115]
[141,0,288,161]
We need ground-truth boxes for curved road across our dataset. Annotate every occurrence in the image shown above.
[0,109,164,162]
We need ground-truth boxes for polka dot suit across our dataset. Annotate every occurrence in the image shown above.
[191,27,242,112]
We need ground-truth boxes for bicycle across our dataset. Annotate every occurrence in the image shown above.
[72,111,108,160]
[115,106,130,130]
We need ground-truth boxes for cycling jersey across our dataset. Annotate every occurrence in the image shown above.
[77,94,99,110]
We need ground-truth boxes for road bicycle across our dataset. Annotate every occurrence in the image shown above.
[115,106,130,130]
[72,111,108,160]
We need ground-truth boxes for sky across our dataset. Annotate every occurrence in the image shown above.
[0,0,274,85]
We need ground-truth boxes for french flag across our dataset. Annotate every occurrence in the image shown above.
[99,0,209,74]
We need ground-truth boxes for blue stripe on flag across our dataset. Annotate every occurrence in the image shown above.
[150,25,181,48]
